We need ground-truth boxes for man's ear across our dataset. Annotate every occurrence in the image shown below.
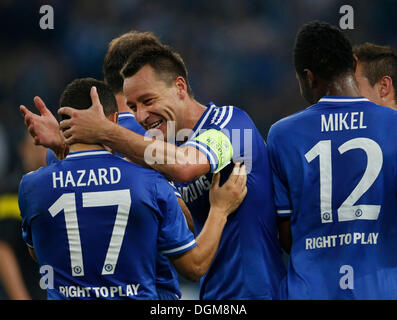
[107,112,118,124]
[353,54,358,72]
[303,69,315,89]
[174,76,187,100]
[378,76,393,99]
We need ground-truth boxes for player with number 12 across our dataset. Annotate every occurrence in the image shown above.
[267,22,397,299]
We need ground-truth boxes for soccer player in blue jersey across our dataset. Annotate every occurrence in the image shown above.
[354,42,397,110]
[102,32,195,300]
[54,34,286,300]
[18,78,247,300]
[267,21,397,299]
[31,31,194,300]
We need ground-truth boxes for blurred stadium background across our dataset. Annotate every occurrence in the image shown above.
[0,0,396,300]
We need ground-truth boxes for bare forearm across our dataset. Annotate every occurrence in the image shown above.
[100,121,151,167]
[172,208,227,281]
[100,121,209,182]
[191,209,227,273]
[0,243,31,300]
[177,198,195,233]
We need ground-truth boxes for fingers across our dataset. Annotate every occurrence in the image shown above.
[58,106,75,119]
[236,163,247,188]
[33,96,48,115]
[59,118,72,131]
[20,105,32,128]
[90,86,101,106]
[20,105,30,117]
[60,127,74,145]
[231,162,242,183]
[211,172,220,189]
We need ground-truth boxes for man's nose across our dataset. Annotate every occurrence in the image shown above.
[135,105,149,126]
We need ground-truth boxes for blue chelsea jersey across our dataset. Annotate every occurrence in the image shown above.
[19,150,195,300]
[46,112,183,300]
[176,103,287,300]
[267,97,397,299]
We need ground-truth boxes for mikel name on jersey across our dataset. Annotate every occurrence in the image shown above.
[52,167,121,188]
[321,112,367,132]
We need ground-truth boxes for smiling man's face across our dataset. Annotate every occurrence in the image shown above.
[123,64,185,140]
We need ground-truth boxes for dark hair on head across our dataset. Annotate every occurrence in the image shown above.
[294,21,354,80]
[353,42,397,99]
[103,30,163,94]
[121,43,194,97]
[59,78,117,121]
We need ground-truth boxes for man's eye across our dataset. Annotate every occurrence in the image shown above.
[144,98,153,105]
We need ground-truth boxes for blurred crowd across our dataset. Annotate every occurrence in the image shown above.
[0,0,396,299]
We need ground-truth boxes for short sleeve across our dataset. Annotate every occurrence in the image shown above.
[18,176,40,248]
[168,180,182,199]
[155,177,196,256]
[267,126,293,217]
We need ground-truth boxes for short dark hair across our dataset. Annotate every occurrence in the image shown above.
[121,43,194,97]
[103,30,163,94]
[294,21,354,80]
[59,78,117,121]
[353,42,397,99]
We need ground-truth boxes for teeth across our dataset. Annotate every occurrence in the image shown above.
[148,120,162,129]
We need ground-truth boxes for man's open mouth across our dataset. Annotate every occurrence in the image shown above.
[147,120,163,130]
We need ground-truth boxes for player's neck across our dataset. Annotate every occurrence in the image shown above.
[383,97,397,110]
[324,74,361,98]
[183,98,207,130]
[68,143,107,153]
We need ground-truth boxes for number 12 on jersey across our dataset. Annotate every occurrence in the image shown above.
[48,190,131,277]
[305,138,382,223]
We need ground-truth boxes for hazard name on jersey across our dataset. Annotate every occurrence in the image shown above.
[52,167,121,188]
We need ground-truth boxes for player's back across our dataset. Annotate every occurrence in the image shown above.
[19,150,172,300]
[177,104,286,300]
[267,96,397,299]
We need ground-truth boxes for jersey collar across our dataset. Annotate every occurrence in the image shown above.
[188,102,216,141]
[65,149,112,159]
[117,112,135,119]
[318,96,370,103]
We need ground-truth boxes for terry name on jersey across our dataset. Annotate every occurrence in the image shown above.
[52,167,121,188]
[321,112,367,132]
[177,175,212,204]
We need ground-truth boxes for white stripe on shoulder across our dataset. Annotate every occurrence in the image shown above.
[161,239,196,255]
[210,108,220,124]
[214,106,227,125]
[190,104,216,139]
[219,106,234,129]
